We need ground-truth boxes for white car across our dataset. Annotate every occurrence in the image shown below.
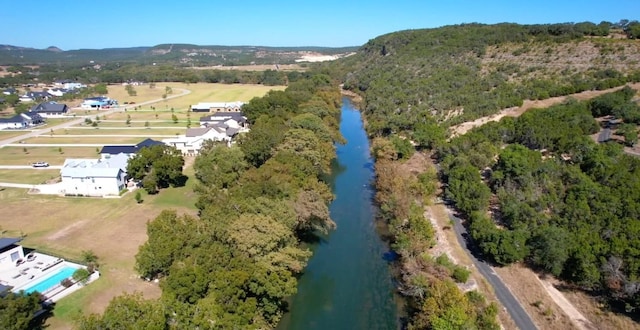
[31,162,49,168]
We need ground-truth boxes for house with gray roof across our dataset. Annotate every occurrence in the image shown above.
[60,153,130,197]
[0,112,44,130]
[30,101,68,118]
[99,138,164,159]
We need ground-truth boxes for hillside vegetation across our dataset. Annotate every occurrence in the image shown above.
[335,21,640,328]
[340,22,640,142]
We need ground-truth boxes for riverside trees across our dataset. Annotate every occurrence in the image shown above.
[82,73,342,328]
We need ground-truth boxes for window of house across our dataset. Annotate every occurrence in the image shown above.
[10,251,19,262]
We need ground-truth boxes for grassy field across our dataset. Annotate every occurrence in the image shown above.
[0,147,100,165]
[0,169,60,184]
[80,121,189,128]
[0,130,36,140]
[106,82,285,111]
[101,110,192,121]
[51,128,184,136]
[0,82,274,328]
[0,160,199,329]
[21,136,147,144]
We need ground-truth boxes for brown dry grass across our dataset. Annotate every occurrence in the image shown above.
[0,146,99,165]
[21,136,146,144]
[0,168,198,328]
[494,264,577,330]
[560,286,640,330]
[189,64,307,71]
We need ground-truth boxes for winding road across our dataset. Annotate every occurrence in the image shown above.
[446,209,538,330]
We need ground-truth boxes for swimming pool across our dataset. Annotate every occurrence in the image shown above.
[23,266,79,294]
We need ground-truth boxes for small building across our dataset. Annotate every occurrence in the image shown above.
[162,126,238,155]
[199,112,248,129]
[2,88,17,95]
[0,112,44,130]
[60,153,130,197]
[0,237,25,270]
[81,96,115,110]
[30,101,68,118]
[99,138,164,159]
[190,101,244,113]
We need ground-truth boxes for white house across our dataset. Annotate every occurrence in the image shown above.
[60,153,130,197]
[29,101,69,118]
[162,126,237,155]
[0,112,44,130]
[191,101,244,113]
[81,96,116,109]
[0,238,25,272]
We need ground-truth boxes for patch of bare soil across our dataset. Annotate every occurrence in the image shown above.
[450,83,640,137]
[494,264,577,330]
[560,286,640,330]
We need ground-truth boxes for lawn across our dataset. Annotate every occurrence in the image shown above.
[0,130,34,140]
[21,136,146,144]
[0,160,199,329]
[107,82,285,111]
[0,169,60,184]
[0,147,99,165]
[80,120,189,128]
[101,110,192,121]
[51,128,185,136]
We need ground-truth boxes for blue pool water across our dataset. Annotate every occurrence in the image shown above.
[23,266,78,294]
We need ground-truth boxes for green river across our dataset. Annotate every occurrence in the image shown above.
[278,98,400,329]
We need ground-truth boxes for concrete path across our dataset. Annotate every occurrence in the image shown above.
[5,144,132,147]
[0,181,65,195]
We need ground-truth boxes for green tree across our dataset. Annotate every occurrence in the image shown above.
[0,292,46,330]
[171,113,178,124]
[93,83,108,95]
[78,293,167,330]
[127,145,186,192]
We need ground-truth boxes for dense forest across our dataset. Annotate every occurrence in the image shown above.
[78,73,343,328]
[0,63,307,87]
[332,21,640,327]
[0,44,357,66]
[440,89,640,313]
[337,21,640,140]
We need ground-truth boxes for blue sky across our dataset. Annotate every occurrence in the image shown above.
[1,0,638,50]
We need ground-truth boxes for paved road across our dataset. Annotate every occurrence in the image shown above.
[446,209,538,330]
[0,88,191,148]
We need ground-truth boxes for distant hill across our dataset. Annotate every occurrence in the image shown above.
[0,44,358,66]
[338,22,640,135]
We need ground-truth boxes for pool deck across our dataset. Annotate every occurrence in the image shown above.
[0,252,73,292]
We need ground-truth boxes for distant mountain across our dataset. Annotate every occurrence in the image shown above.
[0,44,358,66]
[45,46,63,52]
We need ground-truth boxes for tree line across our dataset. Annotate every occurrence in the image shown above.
[440,90,640,314]
[77,73,344,329]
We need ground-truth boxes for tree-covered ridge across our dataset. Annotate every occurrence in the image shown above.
[440,89,640,313]
[339,21,640,138]
[80,74,343,329]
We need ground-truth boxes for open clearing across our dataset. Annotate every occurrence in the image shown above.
[21,136,146,144]
[106,82,284,111]
[0,163,198,329]
[189,63,307,71]
[0,147,100,165]
[51,128,185,136]
[0,169,60,184]
[0,82,274,328]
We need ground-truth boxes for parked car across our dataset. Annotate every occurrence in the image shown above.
[31,162,49,168]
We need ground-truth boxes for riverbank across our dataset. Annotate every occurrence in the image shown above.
[279,98,399,329]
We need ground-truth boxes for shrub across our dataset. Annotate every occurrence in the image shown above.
[452,266,471,283]
[72,268,91,285]
[60,278,73,288]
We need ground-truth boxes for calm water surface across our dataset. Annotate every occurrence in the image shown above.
[278,98,399,330]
